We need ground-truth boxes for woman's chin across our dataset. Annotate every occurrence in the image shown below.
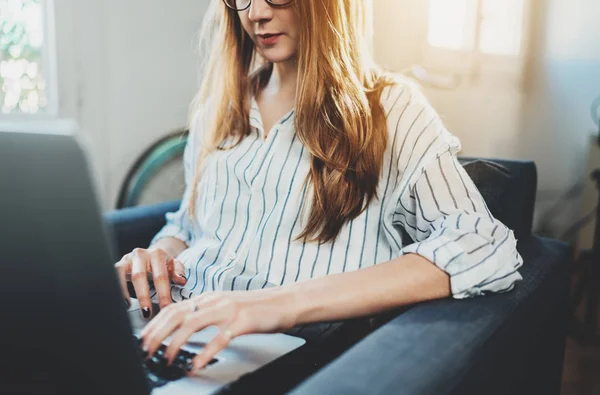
[259,48,297,64]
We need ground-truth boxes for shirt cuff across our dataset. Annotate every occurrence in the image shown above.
[400,224,524,299]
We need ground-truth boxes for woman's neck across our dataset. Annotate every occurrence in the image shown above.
[266,58,298,100]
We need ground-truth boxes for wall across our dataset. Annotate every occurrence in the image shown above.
[53,0,209,210]
[519,0,600,244]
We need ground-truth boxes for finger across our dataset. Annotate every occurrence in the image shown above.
[115,256,133,307]
[171,259,187,286]
[143,293,222,345]
[189,326,236,373]
[140,295,205,338]
[164,304,222,365]
[130,249,152,317]
[142,305,185,357]
[150,251,173,309]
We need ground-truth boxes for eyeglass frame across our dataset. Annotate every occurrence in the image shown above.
[221,0,295,12]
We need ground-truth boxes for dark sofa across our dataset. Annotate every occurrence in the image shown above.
[104,157,573,395]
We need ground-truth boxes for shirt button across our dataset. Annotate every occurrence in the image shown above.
[228,252,237,260]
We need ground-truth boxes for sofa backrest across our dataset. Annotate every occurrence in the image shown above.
[458,157,537,240]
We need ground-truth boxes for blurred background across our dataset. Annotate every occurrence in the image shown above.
[1,1,599,392]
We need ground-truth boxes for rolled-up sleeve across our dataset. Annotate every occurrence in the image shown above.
[389,86,523,299]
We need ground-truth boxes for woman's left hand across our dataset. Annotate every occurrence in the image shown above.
[139,289,298,373]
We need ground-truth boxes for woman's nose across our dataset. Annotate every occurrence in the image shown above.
[247,0,274,23]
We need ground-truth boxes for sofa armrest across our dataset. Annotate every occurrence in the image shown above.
[103,200,181,259]
[290,236,572,395]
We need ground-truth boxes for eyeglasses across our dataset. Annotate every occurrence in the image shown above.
[222,0,294,12]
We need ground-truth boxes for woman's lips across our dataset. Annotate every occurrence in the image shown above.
[257,33,283,45]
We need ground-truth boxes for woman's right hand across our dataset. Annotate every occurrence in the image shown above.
[115,246,187,317]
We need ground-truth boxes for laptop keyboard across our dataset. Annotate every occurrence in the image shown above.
[133,336,218,389]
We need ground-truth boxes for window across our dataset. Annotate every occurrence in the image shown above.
[425,0,527,75]
[0,0,57,116]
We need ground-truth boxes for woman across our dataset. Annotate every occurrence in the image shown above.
[115,0,523,373]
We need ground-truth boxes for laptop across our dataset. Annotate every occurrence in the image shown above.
[0,126,305,395]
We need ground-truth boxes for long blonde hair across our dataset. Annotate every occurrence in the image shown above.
[188,0,397,244]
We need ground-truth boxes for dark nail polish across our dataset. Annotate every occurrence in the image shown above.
[140,346,148,359]
[142,307,150,318]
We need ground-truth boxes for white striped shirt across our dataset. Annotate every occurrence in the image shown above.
[150,78,523,301]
